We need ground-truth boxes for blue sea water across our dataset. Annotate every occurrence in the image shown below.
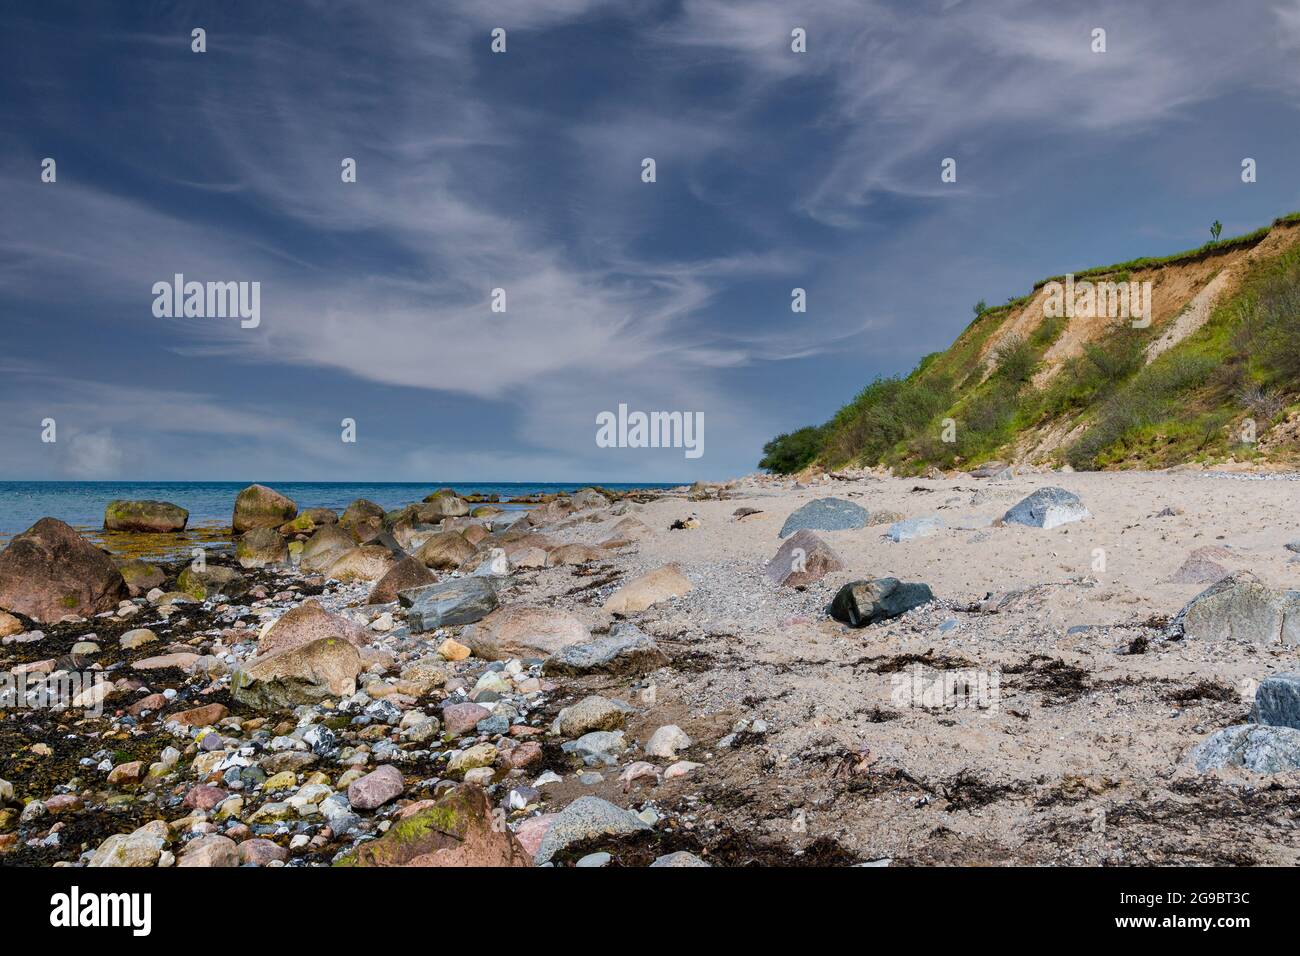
[0,481,675,549]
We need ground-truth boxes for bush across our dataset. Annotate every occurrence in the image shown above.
[758,425,826,474]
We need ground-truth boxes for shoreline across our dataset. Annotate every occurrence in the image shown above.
[1,471,1299,866]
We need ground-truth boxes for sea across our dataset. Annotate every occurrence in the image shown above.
[0,481,677,557]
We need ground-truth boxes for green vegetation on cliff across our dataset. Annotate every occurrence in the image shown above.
[762,214,1300,474]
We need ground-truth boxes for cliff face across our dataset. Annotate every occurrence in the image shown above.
[761,214,1300,475]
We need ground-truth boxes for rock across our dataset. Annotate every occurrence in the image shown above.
[414,531,475,570]
[118,628,157,649]
[340,499,385,538]
[1186,724,1300,773]
[238,838,288,866]
[765,529,843,587]
[1168,547,1233,584]
[510,546,549,569]
[323,546,397,582]
[572,488,610,510]
[969,461,1006,478]
[602,564,693,615]
[183,785,228,811]
[1254,673,1300,729]
[0,611,21,638]
[534,796,651,865]
[347,765,405,810]
[418,494,471,521]
[231,637,363,708]
[338,784,531,867]
[543,624,669,677]
[107,761,145,786]
[448,744,497,774]
[463,604,590,660]
[177,564,248,601]
[546,543,604,567]
[830,578,935,627]
[442,702,492,735]
[178,834,239,867]
[554,695,628,736]
[235,527,288,569]
[645,724,692,758]
[1002,487,1089,529]
[664,760,701,779]
[103,499,188,533]
[576,851,611,867]
[368,556,436,605]
[778,497,869,538]
[259,599,368,657]
[232,484,297,533]
[1171,571,1300,645]
[299,524,357,572]
[169,703,229,728]
[885,516,945,542]
[437,638,471,661]
[87,820,168,867]
[116,559,167,597]
[650,850,710,867]
[399,577,499,632]
[0,517,128,622]
[133,652,200,671]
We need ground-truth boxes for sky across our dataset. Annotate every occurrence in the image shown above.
[4,0,1300,483]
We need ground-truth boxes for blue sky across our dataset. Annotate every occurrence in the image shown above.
[4,0,1300,483]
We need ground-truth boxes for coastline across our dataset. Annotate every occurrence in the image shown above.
[1,470,1299,866]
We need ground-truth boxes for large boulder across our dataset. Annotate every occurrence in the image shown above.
[1170,571,1300,645]
[1002,487,1089,529]
[103,499,188,533]
[115,558,166,597]
[602,564,693,615]
[368,555,437,605]
[231,637,362,709]
[300,524,357,572]
[546,544,605,567]
[323,546,397,582]
[399,577,499,632]
[258,599,368,657]
[1254,673,1300,730]
[418,495,470,522]
[463,605,590,660]
[543,623,669,677]
[0,518,128,622]
[1186,724,1300,774]
[765,529,843,587]
[336,785,531,867]
[340,499,385,543]
[177,564,248,601]
[778,498,869,538]
[415,531,476,570]
[533,796,651,865]
[232,484,298,533]
[235,527,288,569]
[830,578,934,627]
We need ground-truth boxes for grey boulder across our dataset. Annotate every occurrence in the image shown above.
[830,578,934,628]
[1186,724,1300,774]
[398,577,499,632]
[1002,487,1089,529]
[778,498,869,538]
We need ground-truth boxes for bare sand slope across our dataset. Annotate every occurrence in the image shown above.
[517,470,1300,865]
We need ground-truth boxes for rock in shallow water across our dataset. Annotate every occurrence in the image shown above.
[103,499,188,533]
